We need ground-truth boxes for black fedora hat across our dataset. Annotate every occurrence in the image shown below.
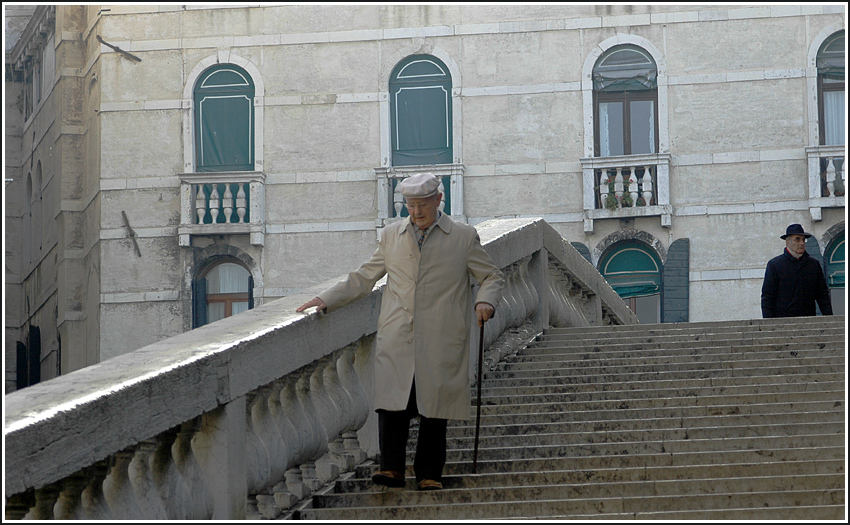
[780,223,812,239]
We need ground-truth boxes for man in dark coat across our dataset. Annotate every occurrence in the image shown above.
[761,224,833,318]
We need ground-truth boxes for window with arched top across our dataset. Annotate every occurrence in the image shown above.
[194,65,255,172]
[599,241,662,323]
[389,55,453,166]
[593,45,658,157]
[817,31,845,147]
[192,260,253,328]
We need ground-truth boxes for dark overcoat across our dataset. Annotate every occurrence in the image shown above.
[761,249,833,318]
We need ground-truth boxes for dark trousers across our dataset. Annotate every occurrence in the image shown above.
[377,381,448,482]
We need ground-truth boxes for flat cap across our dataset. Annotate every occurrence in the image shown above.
[397,173,440,199]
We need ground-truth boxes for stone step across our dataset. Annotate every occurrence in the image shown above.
[436,446,846,476]
[510,341,843,364]
[481,373,845,398]
[541,316,845,336]
[488,357,844,381]
[435,422,846,451]
[316,470,844,509]
[296,488,845,520]
[465,394,845,423]
[481,365,843,387]
[476,380,845,405]
[434,432,847,462]
[294,317,844,520]
[535,325,845,343]
[437,408,846,440]
[520,338,844,363]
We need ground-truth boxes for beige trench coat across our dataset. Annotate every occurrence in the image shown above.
[318,213,504,420]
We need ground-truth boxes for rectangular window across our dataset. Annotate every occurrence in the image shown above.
[596,91,657,157]
[629,100,655,155]
[599,102,624,157]
[823,86,845,146]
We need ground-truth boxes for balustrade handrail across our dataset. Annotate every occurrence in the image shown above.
[4,217,635,519]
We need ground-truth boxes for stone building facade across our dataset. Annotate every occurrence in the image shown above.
[4,4,845,392]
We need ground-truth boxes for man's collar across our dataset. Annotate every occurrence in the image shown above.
[401,211,451,235]
[784,248,806,260]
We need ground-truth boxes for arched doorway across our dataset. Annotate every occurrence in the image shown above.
[599,241,662,323]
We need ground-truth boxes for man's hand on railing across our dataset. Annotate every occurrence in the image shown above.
[296,297,327,314]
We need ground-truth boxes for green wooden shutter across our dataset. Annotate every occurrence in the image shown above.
[193,278,208,328]
[661,239,689,323]
[194,66,254,172]
[390,56,453,166]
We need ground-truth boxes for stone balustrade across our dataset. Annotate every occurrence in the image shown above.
[177,171,266,246]
[806,145,845,222]
[580,153,672,233]
[4,217,636,520]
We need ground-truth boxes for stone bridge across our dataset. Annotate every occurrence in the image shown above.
[4,218,636,520]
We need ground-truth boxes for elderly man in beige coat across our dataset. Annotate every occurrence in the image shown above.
[297,173,503,491]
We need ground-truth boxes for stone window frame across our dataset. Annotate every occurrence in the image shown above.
[805,22,846,222]
[182,52,266,175]
[580,35,671,233]
[376,46,466,227]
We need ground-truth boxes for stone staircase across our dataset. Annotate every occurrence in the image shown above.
[293,316,846,520]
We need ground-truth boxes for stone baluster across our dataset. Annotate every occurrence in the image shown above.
[102,449,146,519]
[613,168,624,208]
[438,179,446,212]
[195,186,207,224]
[248,386,282,493]
[279,374,312,468]
[222,184,234,223]
[393,181,404,217]
[826,157,836,196]
[523,255,540,317]
[173,420,214,519]
[641,168,654,206]
[4,491,35,520]
[151,429,191,519]
[128,441,168,520]
[53,474,88,519]
[503,263,522,330]
[28,484,59,519]
[296,367,327,463]
[236,184,247,222]
[599,171,609,209]
[311,356,342,483]
[627,171,639,207]
[209,185,220,223]
[79,461,110,520]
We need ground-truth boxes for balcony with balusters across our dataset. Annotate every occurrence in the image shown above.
[806,145,845,221]
[374,164,465,229]
[178,172,266,246]
[581,153,672,233]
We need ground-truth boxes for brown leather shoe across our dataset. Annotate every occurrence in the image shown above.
[372,469,405,488]
[417,479,443,491]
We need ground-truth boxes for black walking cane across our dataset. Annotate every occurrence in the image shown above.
[472,323,485,473]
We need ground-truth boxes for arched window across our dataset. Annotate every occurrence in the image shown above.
[825,234,845,315]
[817,31,845,147]
[24,174,33,264]
[599,241,662,323]
[389,55,452,166]
[593,45,658,157]
[194,65,255,172]
[193,260,253,328]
